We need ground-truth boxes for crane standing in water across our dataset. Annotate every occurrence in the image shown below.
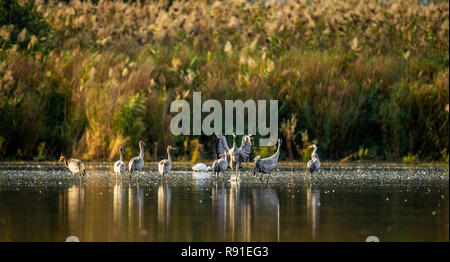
[307,144,320,173]
[215,132,254,179]
[59,155,86,176]
[212,149,229,180]
[158,145,177,177]
[129,140,145,177]
[253,139,282,183]
[114,146,126,178]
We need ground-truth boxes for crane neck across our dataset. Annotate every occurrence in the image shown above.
[311,146,318,159]
[119,150,124,162]
[274,141,281,159]
[167,148,172,161]
[232,135,236,149]
[139,144,144,158]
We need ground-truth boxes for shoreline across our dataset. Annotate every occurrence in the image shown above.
[0,161,448,168]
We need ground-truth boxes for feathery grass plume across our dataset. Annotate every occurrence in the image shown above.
[224,41,232,55]
[17,28,27,42]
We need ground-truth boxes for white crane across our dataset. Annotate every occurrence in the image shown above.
[192,163,212,171]
[114,146,126,177]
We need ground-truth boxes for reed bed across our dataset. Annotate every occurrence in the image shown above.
[0,0,448,162]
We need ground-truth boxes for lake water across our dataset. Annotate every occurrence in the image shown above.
[0,163,448,242]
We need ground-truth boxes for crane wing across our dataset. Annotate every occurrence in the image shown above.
[238,134,254,162]
[215,133,230,158]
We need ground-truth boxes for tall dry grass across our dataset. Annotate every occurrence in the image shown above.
[0,0,448,162]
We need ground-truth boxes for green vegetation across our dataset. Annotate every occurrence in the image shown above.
[402,153,419,165]
[0,0,448,162]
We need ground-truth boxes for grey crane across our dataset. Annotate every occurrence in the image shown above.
[215,133,230,159]
[114,146,126,177]
[129,140,145,177]
[215,132,254,175]
[59,155,86,176]
[212,149,228,180]
[253,138,282,183]
[228,132,240,172]
[158,145,176,176]
[306,144,320,173]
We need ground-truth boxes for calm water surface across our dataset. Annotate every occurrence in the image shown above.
[0,163,448,242]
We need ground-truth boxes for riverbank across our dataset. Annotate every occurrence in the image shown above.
[0,161,448,168]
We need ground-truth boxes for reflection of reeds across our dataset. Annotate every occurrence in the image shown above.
[0,0,448,161]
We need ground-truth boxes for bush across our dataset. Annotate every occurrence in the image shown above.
[403,153,419,165]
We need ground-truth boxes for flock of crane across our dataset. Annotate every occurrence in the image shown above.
[59,132,321,183]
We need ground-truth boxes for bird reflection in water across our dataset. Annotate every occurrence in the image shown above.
[211,182,228,239]
[127,182,145,239]
[251,186,280,241]
[306,184,320,240]
[212,181,279,241]
[1,164,446,242]
[66,184,86,237]
[158,182,171,239]
[113,181,125,238]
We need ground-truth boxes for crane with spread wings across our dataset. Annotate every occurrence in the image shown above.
[215,132,254,177]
